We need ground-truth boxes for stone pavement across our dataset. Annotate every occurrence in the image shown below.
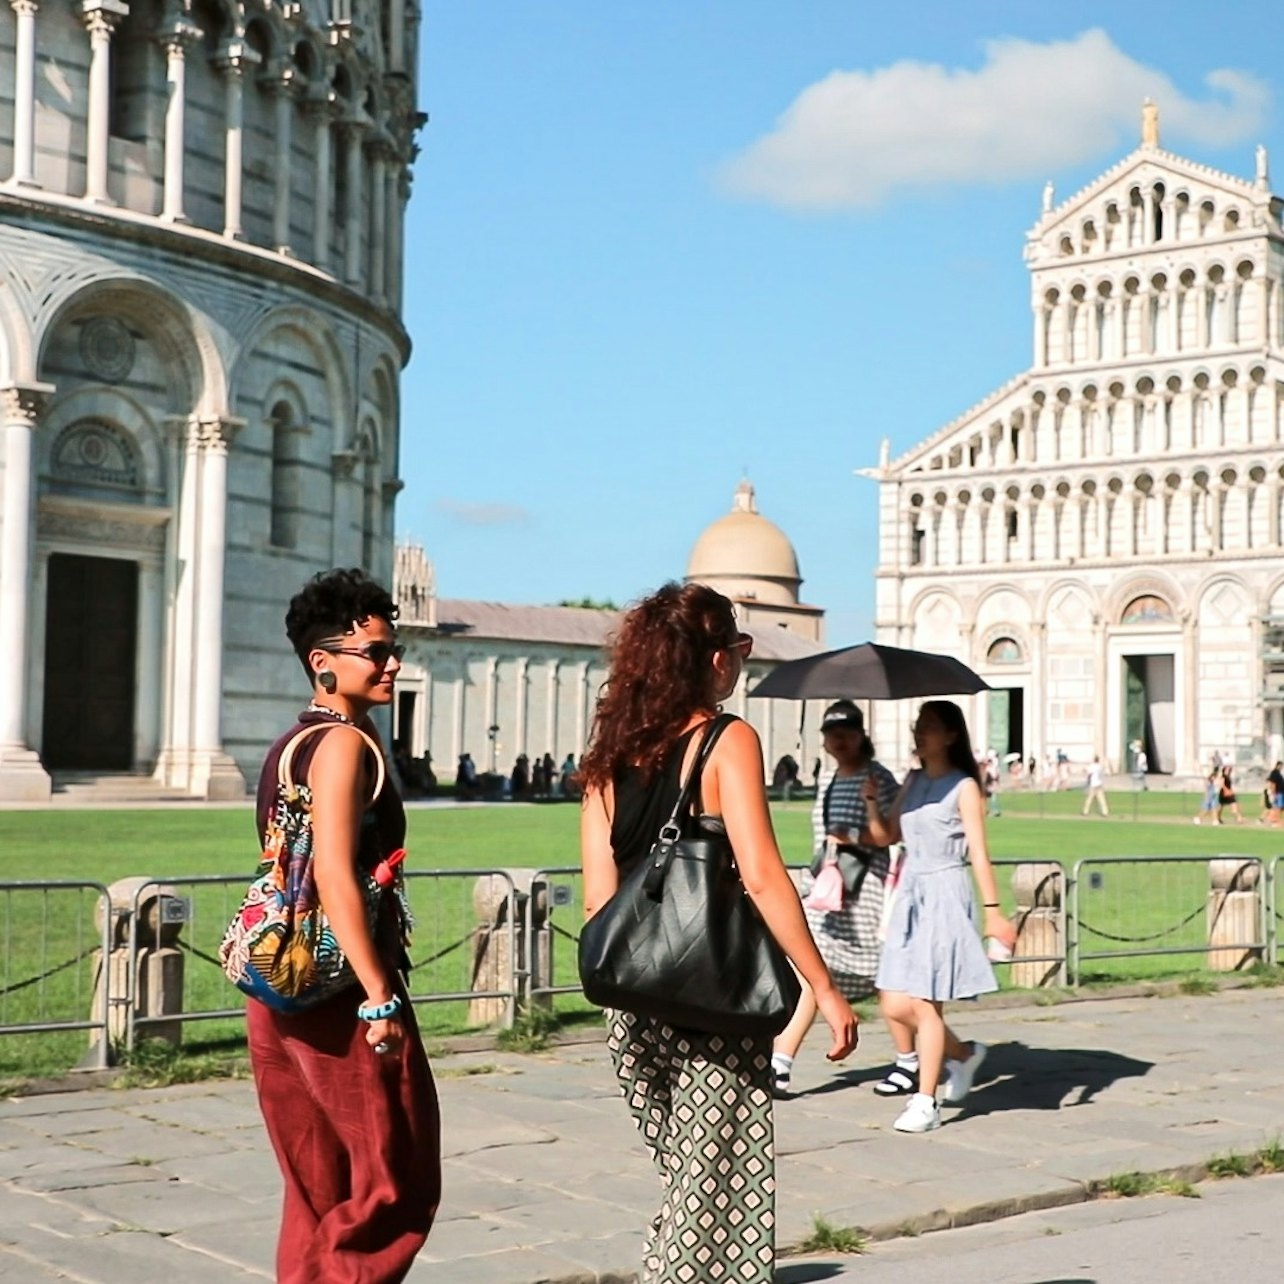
[0,987,1281,1282]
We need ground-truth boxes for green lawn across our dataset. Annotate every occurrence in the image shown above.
[1,798,1281,1081]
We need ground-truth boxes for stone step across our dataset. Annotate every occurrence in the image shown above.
[50,773,193,804]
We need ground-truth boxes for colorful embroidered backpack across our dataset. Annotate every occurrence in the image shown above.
[219,722,406,1014]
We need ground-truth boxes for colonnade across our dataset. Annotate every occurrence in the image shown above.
[922,374,1282,474]
[1034,264,1280,366]
[908,459,1284,571]
[3,2,412,307]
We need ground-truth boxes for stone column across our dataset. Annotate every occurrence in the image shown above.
[157,21,199,221]
[269,69,296,252]
[1092,613,1108,762]
[513,656,529,756]
[304,94,337,269]
[1181,610,1199,771]
[482,656,499,772]
[389,0,407,70]
[1032,302,1047,366]
[575,661,592,753]
[82,1,128,203]
[0,383,53,801]
[341,118,370,286]
[385,161,404,308]
[9,1,40,186]
[545,661,560,755]
[216,42,260,239]
[189,419,246,799]
[367,140,388,305]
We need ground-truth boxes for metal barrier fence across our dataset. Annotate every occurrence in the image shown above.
[0,880,112,1068]
[4,854,1283,1068]
[1067,854,1268,983]
[125,869,521,1046]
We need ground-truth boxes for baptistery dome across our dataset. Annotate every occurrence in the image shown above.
[686,480,801,606]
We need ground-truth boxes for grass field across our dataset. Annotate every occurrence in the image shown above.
[2,795,1282,1081]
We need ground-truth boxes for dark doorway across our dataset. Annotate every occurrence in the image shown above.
[986,687,1024,759]
[395,690,416,751]
[42,554,138,770]
[1123,654,1175,774]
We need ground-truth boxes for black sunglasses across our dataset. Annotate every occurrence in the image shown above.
[321,642,405,668]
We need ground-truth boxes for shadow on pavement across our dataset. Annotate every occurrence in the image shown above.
[791,1064,891,1099]
[953,1040,1153,1118]
[775,1264,847,1282]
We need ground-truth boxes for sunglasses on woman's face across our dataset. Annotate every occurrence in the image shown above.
[321,642,405,668]
[729,633,753,658]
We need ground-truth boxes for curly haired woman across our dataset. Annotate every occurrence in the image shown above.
[579,582,858,1284]
[246,569,440,1283]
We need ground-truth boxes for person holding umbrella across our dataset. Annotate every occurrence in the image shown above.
[771,700,898,1097]
[863,701,1017,1133]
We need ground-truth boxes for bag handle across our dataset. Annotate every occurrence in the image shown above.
[277,721,386,803]
[658,712,737,840]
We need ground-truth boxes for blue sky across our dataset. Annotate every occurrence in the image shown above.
[399,2,1283,645]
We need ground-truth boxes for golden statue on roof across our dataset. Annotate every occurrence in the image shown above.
[1142,98,1160,148]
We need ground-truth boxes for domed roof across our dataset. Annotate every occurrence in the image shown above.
[686,481,801,594]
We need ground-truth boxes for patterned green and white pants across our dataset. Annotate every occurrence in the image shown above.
[607,1009,776,1284]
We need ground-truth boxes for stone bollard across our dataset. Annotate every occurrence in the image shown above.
[469,870,552,1027]
[1207,859,1262,972]
[91,878,186,1049]
[1010,862,1065,988]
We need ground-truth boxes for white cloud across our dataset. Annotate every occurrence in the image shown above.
[435,499,533,527]
[718,29,1270,211]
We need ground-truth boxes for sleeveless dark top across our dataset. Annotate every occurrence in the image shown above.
[256,709,408,961]
[610,724,708,874]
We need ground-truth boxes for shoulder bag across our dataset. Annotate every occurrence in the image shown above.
[578,713,802,1038]
[219,721,404,1014]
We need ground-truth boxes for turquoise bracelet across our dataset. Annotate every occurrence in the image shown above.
[357,995,402,1022]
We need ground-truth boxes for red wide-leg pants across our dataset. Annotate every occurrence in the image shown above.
[247,992,441,1284]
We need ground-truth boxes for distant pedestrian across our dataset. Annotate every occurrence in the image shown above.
[864,701,1016,1134]
[1082,756,1110,816]
[1218,764,1243,823]
[579,583,856,1282]
[1266,762,1284,827]
[1193,770,1219,825]
[1132,745,1149,791]
[983,749,1002,817]
[246,569,439,1281]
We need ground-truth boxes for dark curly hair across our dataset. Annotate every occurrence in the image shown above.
[579,582,739,790]
[285,568,399,677]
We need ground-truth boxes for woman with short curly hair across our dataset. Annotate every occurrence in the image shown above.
[580,582,858,1284]
[246,568,440,1283]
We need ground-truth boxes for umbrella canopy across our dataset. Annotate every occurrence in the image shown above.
[748,642,990,702]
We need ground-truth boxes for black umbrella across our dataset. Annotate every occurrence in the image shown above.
[748,642,990,702]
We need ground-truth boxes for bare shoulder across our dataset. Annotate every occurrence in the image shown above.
[716,717,762,760]
[309,724,370,787]
[956,775,983,804]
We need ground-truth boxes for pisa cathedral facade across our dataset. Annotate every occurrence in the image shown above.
[0,1,420,799]
[872,119,1284,778]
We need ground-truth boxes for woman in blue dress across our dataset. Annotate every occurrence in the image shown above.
[863,701,1016,1133]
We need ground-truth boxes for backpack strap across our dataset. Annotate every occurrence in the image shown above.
[278,722,386,803]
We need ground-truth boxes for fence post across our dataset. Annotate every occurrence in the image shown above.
[1066,862,1081,986]
[1207,859,1263,971]
[95,878,185,1051]
[1010,862,1065,987]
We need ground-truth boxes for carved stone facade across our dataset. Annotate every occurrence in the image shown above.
[872,123,1284,777]
[0,2,422,798]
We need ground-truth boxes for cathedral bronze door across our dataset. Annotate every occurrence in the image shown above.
[42,554,138,771]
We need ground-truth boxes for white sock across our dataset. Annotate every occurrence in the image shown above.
[913,1091,936,1108]
[895,1051,919,1071]
[771,1052,793,1073]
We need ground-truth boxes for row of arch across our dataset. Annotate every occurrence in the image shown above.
[1053,180,1263,258]
[1035,257,1278,364]
[905,458,1284,569]
[984,592,1177,664]
[915,370,1284,474]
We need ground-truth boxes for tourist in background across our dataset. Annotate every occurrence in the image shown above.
[1218,763,1244,823]
[1193,769,1219,825]
[247,569,439,1282]
[579,583,857,1284]
[771,700,897,1097]
[1082,756,1110,816]
[864,701,1016,1134]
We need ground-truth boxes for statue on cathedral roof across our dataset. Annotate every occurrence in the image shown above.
[1141,98,1160,149]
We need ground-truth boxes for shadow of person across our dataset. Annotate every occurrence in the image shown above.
[775,1264,846,1283]
[792,1064,892,1099]
[951,1040,1153,1120]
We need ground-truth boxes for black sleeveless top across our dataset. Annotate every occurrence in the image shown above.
[609,723,710,874]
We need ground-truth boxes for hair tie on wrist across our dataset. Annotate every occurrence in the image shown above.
[983,902,1000,908]
[357,995,403,1022]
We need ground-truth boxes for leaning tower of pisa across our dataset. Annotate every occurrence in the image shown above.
[0,1,422,799]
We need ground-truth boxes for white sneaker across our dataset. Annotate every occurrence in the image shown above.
[942,1040,987,1104]
[892,1093,941,1133]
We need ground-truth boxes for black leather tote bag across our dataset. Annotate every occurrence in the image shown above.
[578,714,802,1037]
